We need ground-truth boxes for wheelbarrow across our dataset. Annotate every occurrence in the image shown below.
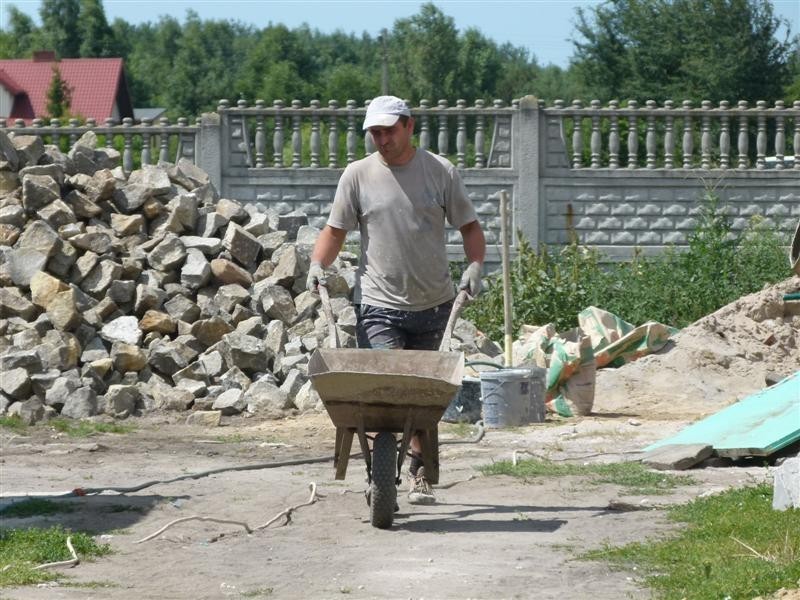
[308,286,469,529]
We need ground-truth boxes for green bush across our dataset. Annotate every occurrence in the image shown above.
[465,192,792,338]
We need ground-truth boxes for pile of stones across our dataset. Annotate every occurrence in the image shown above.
[0,131,499,426]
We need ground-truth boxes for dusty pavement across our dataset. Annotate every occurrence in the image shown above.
[0,410,775,600]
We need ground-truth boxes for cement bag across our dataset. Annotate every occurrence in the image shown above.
[578,307,674,368]
[512,323,556,368]
[548,335,596,417]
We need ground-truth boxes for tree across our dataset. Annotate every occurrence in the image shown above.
[0,7,46,58]
[40,0,81,58]
[571,0,797,103]
[46,65,72,118]
[79,0,116,57]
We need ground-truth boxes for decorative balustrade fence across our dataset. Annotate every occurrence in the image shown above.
[5,95,799,265]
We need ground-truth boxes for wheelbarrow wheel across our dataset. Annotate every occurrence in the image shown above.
[370,432,397,529]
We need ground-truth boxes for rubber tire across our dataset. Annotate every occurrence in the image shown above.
[370,432,397,529]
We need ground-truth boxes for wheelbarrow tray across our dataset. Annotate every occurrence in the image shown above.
[308,348,465,432]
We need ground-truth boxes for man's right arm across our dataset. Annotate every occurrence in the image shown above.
[310,225,347,268]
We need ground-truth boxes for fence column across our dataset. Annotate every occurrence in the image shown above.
[197,112,222,192]
[514,94,541,249]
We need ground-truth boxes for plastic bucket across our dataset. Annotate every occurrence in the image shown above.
[480,367,546,428]
[442,376,482,423]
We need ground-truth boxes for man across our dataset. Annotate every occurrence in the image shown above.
[307,95,485,505]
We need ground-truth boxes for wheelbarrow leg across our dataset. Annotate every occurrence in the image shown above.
[418,426,440,485]
[334,427,354,480]
[356,417,372,482]
[396,410,415,484]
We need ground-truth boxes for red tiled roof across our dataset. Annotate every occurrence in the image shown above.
[0,57,133,123]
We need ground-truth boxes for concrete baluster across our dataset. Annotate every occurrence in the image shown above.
[756,100,767,169]
[31,119,43,128]
[327,100,338,168]
[645,100,656,169]
[682,100,693,169]
[474,99,486,168]
[122,117,134,174]
[794,101,800,170]
[141,118,152,166]
[346,99,357,164]
[178,117,193,162]
[456,99,467,168]
[159,117,170,163]
[663,100,674,169]
[737,101,749,169]
[0,119,6,127]
[627,100,638,169]
[419,99,430,152]
[718,101,730,170]
[437,99,449,157]
[50,118,61,150]
[590,99,601,168]
[310,100,321,167]
[14,119,24,128]
[364,99,375,155]
[273,100,284,168]
[774,100,785,170]
[291,99,302,168]
[607,100,620,169]
[86,118,96,129]
[254,99,266,168]
[105,118,115,148]
[69,118,79,146]
[701,100,712,169]
[572,99,583,168]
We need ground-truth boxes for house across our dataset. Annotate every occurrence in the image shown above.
[0,50,134,124]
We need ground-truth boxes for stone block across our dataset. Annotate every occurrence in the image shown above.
[222,222,261,266]
[773,456,799,510]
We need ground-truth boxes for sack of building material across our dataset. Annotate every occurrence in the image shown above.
[512,323,555,368]
[578,306,674,368]
[548,335,596,417]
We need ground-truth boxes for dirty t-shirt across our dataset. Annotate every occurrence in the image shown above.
[327,149,478,311]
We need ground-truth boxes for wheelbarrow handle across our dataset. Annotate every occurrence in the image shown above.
[438,290,472,353]
[317,284,341,349]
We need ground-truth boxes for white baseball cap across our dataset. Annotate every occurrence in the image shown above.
[363,95,411,130]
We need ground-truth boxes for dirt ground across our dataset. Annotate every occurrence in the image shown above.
[2,277,797,600]
[0,409,779,600]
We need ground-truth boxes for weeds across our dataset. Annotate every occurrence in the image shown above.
[480,458,695,495]
[585,484,800,599]
[0,526,111,587]
[0,416,27,434]
[465,191,791,338]
[49,418,135,438]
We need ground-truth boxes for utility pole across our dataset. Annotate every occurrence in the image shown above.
[380,28,389,95]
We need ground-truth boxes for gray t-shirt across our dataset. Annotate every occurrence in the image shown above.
[327,149,478,311]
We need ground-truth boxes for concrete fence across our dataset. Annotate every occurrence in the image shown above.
[5,95,800,265]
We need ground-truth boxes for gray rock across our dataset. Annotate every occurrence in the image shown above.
[0,287,37,319]
[0,367,32,400]
[216,198,247,222]
[22,174,61,213]
[134,283,166,315]
[108,280,136,305]
[257,230,288,257]
[214,284,249,313]
[71,251,99,283]
[47,288,82,331]
[293,379,323,412]
[60,387,99,419]
[271,245,304,288]
[11,135,45,168]
[261,284,297,325]
[47,240,77,279]
[45,376,81,408]
[295,224,320,246]
[128,164,172,195]
[0,349,43,373]
[81,336,110,362]
[199,212,229,238]
[112,183,152,212]
[180,248,211,289]
[147,341,189,375]
[0,129,20,170]
[277,212,309,240]
[220,331,269,374]
[64,189,102,219]
[185,410,221,427]
[70,230,113,254]
[0,204,25,227]
[180,235,222,255]
[211,388,246,415]
[9,399,45,424]
[81,259,122,295]
[40,330,81,370]
[773,456,799,510]
[111,213,144,236]
[148,233,186,271]
[222,222,261,266]
[164,294,200,322]
[39,199,76,229]
[7,248,48,287]
[167,193,199,232]
[172,158,211,189]
[219,366,251,391]
[198,350,226,378]
[101,316,142,346]
[244,378,292,417]
[104,384,140,418]
[279,368,307,401]
[17,220,60,256]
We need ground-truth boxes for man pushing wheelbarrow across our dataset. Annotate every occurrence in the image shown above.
[306,95,486,525]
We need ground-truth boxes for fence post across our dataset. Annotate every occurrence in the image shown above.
[514,95,541,250]
[197,111,222,192]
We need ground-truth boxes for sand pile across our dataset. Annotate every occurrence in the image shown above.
[593,276,800,419]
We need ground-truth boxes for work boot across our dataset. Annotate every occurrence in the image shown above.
[407,466,436,505]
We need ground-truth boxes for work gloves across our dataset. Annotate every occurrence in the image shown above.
[306,261,324,293]
[459,261,482,297]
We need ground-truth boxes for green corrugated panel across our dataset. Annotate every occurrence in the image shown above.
[644,371,800,457]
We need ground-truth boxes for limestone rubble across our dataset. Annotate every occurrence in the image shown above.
[0,130,499,424]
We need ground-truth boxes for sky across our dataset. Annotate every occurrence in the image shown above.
[3,0,799,68]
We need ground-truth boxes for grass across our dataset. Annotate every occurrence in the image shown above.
[0,416,28,433]
[480,458,695,495]
[585,484,800,599]
[0,499,75,519]
[0,526,111,587]
[49,418,135,438]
